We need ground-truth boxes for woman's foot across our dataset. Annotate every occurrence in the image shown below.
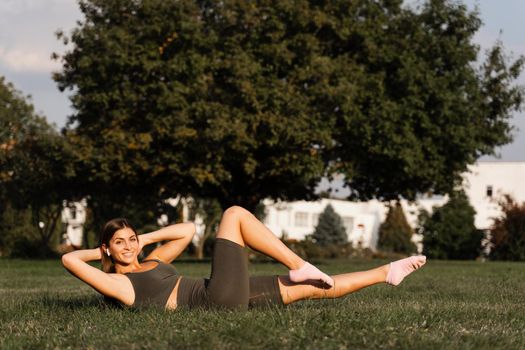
[386,256,426,286]
[289,262,334,287]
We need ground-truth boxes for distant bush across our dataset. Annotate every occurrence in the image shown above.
[0,204,33,256]
[490,195,525,261]
[378,202,416,254]
[0,203,57,258]
[420,191,482,260]
[284,237,355,259]
[311,204,348,246]
[10,236,57,259]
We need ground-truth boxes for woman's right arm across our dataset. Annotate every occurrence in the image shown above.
[63,247,102,263]
[62,248,126,299]
[139,222,196,263]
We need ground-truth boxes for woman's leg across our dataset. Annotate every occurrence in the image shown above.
[216,206,333,286]
[206,238,250,309]
[279,265,388,304]
[278,256,426,304]
[216,206,303,269]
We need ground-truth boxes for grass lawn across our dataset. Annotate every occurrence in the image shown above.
[1,258,525,349]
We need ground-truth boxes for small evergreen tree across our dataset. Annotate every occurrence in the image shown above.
[378,202,416,254]
[420,191,482,260]
[490,195,525,261]
[312,204,348,246]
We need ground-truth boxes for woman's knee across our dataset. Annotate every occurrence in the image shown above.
[223,206,248,219]
[216,207,246,242]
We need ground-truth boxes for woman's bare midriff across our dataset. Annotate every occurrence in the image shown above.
[165,278,181,310]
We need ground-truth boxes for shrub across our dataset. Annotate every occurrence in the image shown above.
[283,237,355,260]
[10,236,57,259]
[490,195,525,261]
[378,202,416,254]
[420,191,482,260]
[0,203,58,258]
[311,204,348,246]
[0,204,34,256]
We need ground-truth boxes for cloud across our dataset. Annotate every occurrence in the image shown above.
[0,46,60,73]
[0,0,74,15]
[0,0,80,73]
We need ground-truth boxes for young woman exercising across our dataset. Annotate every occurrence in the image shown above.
[62,206,426,310]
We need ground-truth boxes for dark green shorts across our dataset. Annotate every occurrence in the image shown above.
[177,238,284,309]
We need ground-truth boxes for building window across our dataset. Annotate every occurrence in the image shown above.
[486,185,493,198]
[342,216,354,233]
[294,212,308,227]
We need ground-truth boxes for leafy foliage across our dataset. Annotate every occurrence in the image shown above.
[53,0,524,210]
[335,1,524,200]
[378,202,416,254]
[284,237,356,260]
[311,204,348,246]
[0,76,76,255]
[54,0,332,211]
[420,191,482,260]
[490,195,525,261]
[0,204,37,257]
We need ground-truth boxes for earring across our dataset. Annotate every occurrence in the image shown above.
[106,250,111,257]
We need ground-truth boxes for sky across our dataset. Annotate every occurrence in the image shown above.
[0,0,524,161]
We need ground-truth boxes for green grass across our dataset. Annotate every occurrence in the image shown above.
[1,258,525,349]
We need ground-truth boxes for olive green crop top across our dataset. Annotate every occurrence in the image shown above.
[124,259,180,308]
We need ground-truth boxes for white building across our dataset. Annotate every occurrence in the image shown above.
[263,161,525,251]
[60,162,525,252]
[263,197,447,252]
[462,162,525,230]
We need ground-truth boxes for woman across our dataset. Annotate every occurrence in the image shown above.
[62,206,426,310]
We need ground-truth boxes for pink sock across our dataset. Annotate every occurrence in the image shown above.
[289,262,334,287]
[386,255,426,286]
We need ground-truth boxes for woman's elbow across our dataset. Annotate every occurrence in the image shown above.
[181,222,196,240]
[61,253,72,269]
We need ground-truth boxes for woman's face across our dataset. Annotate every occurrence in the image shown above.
[107,227,139,264]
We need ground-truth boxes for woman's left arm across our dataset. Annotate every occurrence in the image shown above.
[140,222,196,263]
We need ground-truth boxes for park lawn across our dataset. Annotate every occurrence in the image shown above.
[1,258,524,350]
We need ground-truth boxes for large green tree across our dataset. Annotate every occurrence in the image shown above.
[0,76,76,255]
[54,0,524,211]
[334,1,524,200]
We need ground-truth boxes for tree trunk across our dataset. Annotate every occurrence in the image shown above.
[194,223,215,260]
[195,240,204,260]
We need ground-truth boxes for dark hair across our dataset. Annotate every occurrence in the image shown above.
[99,218,138,273]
